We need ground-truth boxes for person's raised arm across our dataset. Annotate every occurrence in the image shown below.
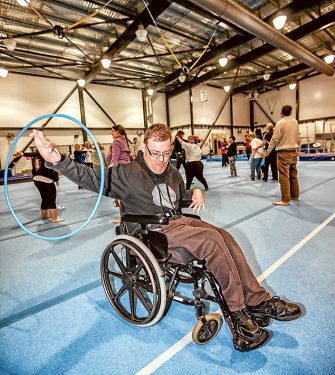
[29,130,61,164]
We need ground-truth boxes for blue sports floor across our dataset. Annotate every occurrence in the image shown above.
[0,160,334,375]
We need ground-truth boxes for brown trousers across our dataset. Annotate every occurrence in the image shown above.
[161,216,269,311]
[277,150,299,203]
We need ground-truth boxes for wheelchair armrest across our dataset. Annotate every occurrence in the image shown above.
[121,213,169,225]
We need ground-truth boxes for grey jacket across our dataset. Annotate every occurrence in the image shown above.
[47,151,191,216]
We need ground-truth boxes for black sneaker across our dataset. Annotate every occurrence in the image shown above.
[248,296,302,321]
[231,308,270,352]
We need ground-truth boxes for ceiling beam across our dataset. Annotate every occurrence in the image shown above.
[233,63,309,95]
[168,8,335,97]
[150,0,323,92]
[194,0,333,76]
[83,0,171,84]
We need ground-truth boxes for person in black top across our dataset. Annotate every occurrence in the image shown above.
[171,130,187,172]
[13,150,63,222]
[227,135,238,177]
[261,123,278,182]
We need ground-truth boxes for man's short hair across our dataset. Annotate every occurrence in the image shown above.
[281,105,292,116]
[144,123,172,144]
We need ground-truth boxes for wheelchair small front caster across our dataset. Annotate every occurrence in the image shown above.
[192,313,223,345]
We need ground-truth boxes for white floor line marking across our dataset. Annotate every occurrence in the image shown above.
[134,212,335,375]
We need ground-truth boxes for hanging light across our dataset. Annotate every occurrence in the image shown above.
[136,24,147,42]
[219,57,229,67]
[223,85,231,92]
[178,71,186,83]
[101,57,111,69]
[3,38,17,51]
[0,67,9,78]
[324,53,334,64]
[263,72,271,81]
[272,14,287,30]
[77,78,86,87]
[17,0,30,6]
[147,88,154,96]
[289,82,297,90]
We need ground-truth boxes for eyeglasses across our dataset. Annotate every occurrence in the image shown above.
[145,145,172,160]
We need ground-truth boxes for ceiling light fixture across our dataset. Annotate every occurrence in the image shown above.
[0,67,9,78]
[17,0,30,6]
[146,88,154,96]
[101,57,111,69]
[3,38,17,51]
[263,72,271,81]
[77,78,86,87]
[219,57,229,67]
[223,85,231,93]
[289,82,297,90]
[136,24,147,43]
[178,71,186,83]
[272,14,287,30]
[324,53,334,64]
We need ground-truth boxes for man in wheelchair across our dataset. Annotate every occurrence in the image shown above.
[30,124,301,352]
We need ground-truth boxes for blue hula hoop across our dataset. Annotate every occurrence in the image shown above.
[4,113,105,241]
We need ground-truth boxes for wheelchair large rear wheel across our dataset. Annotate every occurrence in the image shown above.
[101,235,167,327]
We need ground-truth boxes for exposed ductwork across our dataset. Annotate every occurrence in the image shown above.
[194,0,334,77]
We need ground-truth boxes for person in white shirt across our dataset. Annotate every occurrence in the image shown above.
[83,140,93,168]
[249,132,264,180]
[129,137,141,159]
[176,135,208,190]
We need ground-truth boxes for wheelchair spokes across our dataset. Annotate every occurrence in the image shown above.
[101,237,167,327]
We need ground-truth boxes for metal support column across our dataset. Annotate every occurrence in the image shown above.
[296,82,300,122]
[165,94,170,128]
[229,95,234,136]
[249,100,255,131]
[78,87,87,142]
[189,85,194,135]
[142,90,148,129]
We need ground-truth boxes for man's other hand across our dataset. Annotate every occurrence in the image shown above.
[189,188,205,214]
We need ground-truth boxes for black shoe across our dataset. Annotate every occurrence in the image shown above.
[231,308,270,352]
[248,296,302,321]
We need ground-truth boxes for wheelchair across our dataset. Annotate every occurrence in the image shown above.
[100,205,268,350]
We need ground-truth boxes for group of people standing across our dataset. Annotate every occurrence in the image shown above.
[220,104,300,206]
[16,103,299,225]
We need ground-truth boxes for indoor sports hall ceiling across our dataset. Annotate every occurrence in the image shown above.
[1,0,335,97]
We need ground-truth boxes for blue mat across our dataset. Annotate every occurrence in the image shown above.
[299,153,335,161]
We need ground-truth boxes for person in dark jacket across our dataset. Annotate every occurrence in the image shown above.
[171,130,187,172]
[227,135,238,177]
[261,123,278,182]
[13,150,63,223]
[29,124,301,352]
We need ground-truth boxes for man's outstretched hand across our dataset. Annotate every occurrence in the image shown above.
[29,129,62,164]
[189,188,205,214]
